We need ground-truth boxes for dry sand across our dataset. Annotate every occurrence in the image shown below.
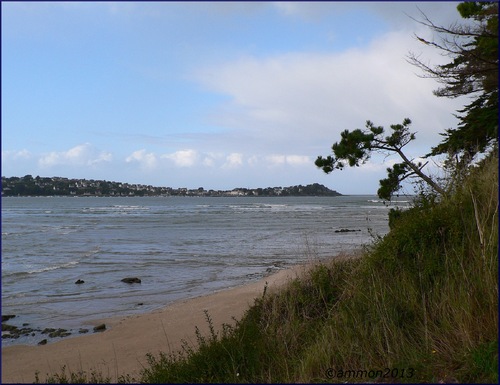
[2,263,315,383]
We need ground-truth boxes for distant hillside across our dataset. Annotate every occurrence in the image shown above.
[1,175,341,197]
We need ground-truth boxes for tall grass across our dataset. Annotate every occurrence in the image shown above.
[39,154,498,383]
[297,155,498,383]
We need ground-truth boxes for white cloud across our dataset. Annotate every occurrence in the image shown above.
[38,152,59,167]
[222,152,243,169]
[193,28,465,159]
[266,154,286,166]
[202,156,215,167]
[121,150,310,173]
[125,149,157,169]
[285,155,311,166]
[266,154,311,167]
[247,155,260,166]
[92,152,113,165]
[38,143,112,168]
[162,149,198,167]
[200,152,224,167]
[2,149,32,161]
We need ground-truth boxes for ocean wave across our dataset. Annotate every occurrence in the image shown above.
[81,205,150,215]
[28,260,80,274]
[229,203,292,212]
[84,247,101,258]
[367,199,412,204]
[3,260,80,278]
[112,205,150,210]
[55,225,81,235]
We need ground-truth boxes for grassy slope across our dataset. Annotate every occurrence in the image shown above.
[40,155,498,384]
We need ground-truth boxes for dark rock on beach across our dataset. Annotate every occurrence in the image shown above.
[2,315,16,323]
[93,324,106,332]
[75,279,85,284]
[2,329,20,339]
[79,328,89,334]
[2,334,20,340]
[121,277,141,284]
[2,323,40,340]
[40,328,71,338]
[48,329,71,338]
[2,321,84,344]
[2,324,18,332]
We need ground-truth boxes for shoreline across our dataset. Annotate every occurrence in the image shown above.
[1,260,324,383]
[0,266,284,349]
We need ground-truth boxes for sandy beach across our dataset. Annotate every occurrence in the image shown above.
[2,263,313,383]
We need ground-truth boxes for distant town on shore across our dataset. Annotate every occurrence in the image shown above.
[1,175,342,197]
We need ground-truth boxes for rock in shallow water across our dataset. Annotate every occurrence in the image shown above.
[2,324,40,340]
[334,228,361,233]
[121,277,141,284]
[93,324,106,332]
[48,329,71,338]
[2,324,18,332]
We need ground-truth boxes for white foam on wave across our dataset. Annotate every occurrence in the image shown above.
[230,203,292,212]
[82,247,101,259]
[26,260,79,275]
[266,204,289,210]
[56,226,80,235]
[368,199,412,204]
[112,205,149,210]
[82,205,150,215]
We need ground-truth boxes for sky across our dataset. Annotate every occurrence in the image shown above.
[2,1,470,194]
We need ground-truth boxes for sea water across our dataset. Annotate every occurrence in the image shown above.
[1,195,410,346]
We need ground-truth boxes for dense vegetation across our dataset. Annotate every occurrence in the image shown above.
[1,176,340,197]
